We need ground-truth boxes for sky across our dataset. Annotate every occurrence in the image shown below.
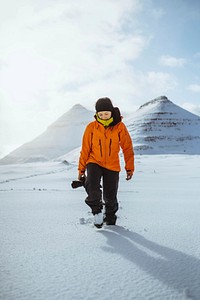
[0,0,200,158]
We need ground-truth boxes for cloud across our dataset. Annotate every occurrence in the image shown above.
[1,0,198,158]
[0,0,147,104]
[0,0,151,114]
[159,55,187,67]
[144,71,177,94]
[0,0,151,156]
[188,84,200,93]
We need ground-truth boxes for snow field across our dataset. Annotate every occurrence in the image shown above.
[0,155,200,299]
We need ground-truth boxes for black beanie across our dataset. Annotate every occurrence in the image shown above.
[95,97,114,112]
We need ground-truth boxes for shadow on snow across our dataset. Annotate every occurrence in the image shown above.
[99,226,200,299]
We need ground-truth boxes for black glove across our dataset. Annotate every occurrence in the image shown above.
[71,180,84,189]
[71,175,85,189]
[126,170,133,181]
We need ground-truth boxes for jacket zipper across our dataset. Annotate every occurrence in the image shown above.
[109,139,112,156]
[99,139,102,157]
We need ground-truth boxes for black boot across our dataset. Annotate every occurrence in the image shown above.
[104,214,117,225]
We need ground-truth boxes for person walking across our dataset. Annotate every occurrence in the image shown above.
[78,97,134,228]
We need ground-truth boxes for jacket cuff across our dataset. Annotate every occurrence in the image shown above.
[79,170,85,175]
[126,169,133,174]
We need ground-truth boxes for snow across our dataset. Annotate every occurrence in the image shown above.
[125,97,200,154]
[0,104,93,164]
[1,154,200,300]
[1,96,200,165]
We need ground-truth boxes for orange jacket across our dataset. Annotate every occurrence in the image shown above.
[78,120,134,173]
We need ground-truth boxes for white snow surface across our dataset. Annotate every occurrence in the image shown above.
[1,154,200,300]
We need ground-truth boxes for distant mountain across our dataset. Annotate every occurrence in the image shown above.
[0,104,93,164]
[1,96,200,164]
[125,96,200,154]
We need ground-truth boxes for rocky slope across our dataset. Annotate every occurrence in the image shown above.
[125,96,200,154]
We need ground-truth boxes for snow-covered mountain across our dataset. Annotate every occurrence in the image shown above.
[0,104,93,164]
[1,96,200,164]
[125,96,200,154]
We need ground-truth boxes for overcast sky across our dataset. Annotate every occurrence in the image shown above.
[0,0,200,158]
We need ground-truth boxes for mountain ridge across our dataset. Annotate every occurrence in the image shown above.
[1,96,200,164]
[0,104,93,164]
[139,95,171,109]
[126,96,200,154]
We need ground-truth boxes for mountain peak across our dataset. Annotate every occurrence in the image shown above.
[0,104,93,164]
[125,95,200,155]
[48,104,91,128]
[69,104,88,111]
[139,96,171,110]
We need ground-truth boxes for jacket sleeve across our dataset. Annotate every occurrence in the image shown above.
[78,122,93,174]
[119,123,135,172]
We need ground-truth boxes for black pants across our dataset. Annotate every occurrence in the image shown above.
[85,163,119,215]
